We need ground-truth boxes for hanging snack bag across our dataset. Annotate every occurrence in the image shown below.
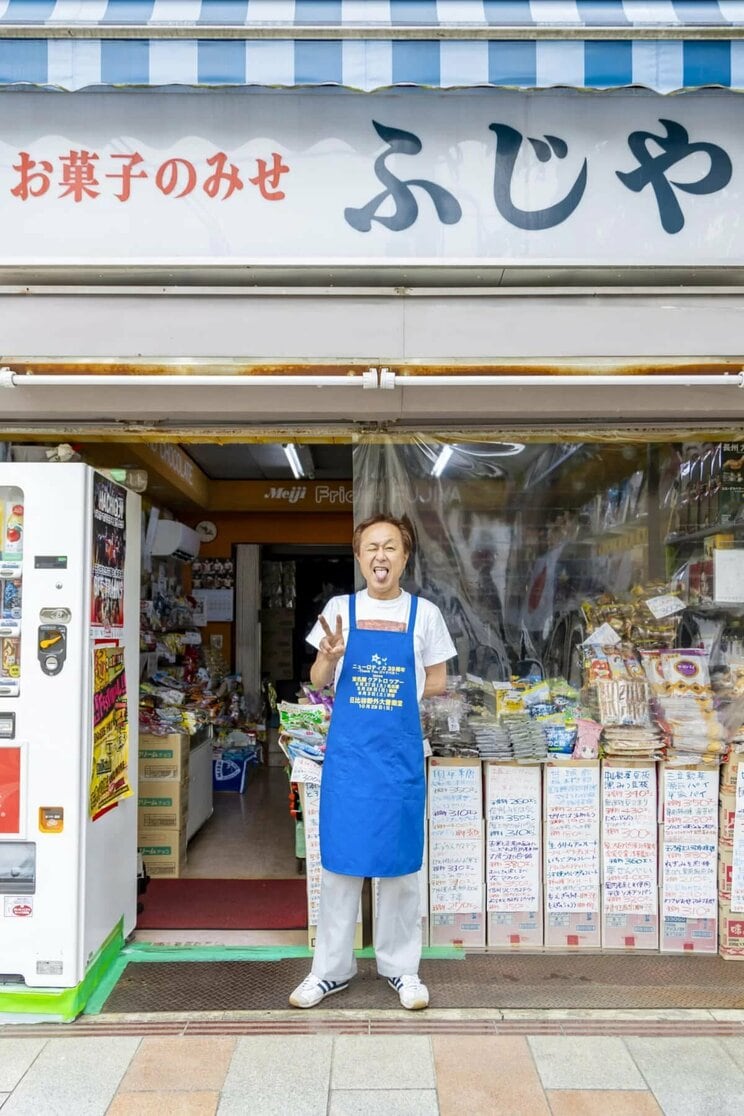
[660,648,710,691]
[639,649,666,691]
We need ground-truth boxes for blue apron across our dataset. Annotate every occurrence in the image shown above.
[319,592,425,878]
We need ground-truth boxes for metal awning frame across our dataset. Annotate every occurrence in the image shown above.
[3,24,744,41]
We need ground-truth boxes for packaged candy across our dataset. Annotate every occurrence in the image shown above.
[660,648,710,690]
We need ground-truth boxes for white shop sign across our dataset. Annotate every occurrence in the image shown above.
[1,91,743,266]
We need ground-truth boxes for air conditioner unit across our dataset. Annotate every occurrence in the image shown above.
[151,521,201,562]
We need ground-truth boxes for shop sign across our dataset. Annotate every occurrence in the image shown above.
[2,91,744,266]
[212,480,352,512]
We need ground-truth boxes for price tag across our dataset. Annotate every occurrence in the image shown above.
[645,594,685,619]
[582,622,621,647]
[447,715,460,733]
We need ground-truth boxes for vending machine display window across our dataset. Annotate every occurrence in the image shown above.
[0,486,23,697]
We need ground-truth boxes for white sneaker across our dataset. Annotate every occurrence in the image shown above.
[288,974,349,1009]
[387,974,429,1010]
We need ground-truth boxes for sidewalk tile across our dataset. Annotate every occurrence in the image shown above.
[108,1093,218,1115]
[118,1036,235,1092]
[331,1036,434,1091]
[1,1036,140,1116]
[329,1090,439,1115]
[547,1091,663,1115]
[0,1040,46,1091]
[433,1035,550,1116]
[719,1038,744,1073]
[219,1035,331,1116]
[625,1037,744,1116]
[529,1037,646,1091]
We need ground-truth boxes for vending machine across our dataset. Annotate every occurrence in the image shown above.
[0,463,140,1004]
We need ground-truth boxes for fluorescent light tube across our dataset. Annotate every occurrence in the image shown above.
[431,445,454,478]
[284,443,305,479]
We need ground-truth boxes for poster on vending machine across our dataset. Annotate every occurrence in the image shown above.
[89,645,132,819]
[91,474,126,638]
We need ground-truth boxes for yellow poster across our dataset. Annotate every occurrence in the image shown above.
[90,645,132,819]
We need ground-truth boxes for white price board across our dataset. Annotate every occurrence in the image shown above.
[428,826,484,915]
[730,765,744,913]
[662,840,718,919]
[302,782,322,926]
[428,760,482,827]
[661,767,718,920]
[545,765,600,914]
[663,768,718,838]
[486,765,541,913]
[602,765,657,915]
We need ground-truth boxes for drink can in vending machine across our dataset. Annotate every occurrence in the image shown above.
[3,493,23,560]
[0,579,21,620]
[0,636,20,679]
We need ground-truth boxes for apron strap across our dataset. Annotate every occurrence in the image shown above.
[407,594,419,633]
[348,592,357,630]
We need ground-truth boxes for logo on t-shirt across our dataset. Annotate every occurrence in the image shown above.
[357,620,407,632]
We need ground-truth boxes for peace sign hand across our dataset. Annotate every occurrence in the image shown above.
[318,614,345,661]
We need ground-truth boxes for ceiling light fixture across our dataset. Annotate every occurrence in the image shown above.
[431,444,454,478]
[283,443,305,479]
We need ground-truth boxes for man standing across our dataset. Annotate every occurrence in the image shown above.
[289,514,456,1011]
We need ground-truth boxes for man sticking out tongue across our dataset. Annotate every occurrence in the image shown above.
[289,514,456,1011]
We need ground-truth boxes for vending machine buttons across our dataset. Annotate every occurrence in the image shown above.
[37,626,67,676]
[39,807,64,834]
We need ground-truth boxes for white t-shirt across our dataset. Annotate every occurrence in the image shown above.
[307,589,457,700]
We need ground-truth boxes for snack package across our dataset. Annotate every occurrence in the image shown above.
[660,648,710,691]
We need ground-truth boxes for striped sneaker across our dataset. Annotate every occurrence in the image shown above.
[387,974,429,1010]
[288,974,349,1009]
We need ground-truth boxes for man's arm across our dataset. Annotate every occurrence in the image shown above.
[310,650,338,691]
[423,661,448,698]
[309,614,345,691]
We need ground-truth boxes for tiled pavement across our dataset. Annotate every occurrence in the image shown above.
[3,1023,744,1114]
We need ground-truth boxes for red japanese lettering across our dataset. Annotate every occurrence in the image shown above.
[59,150,100,202]
[11,152,53,200]
[155,158,198,198]
[203,152,243,200]
[106,152,147,203]
[249,152,289,201]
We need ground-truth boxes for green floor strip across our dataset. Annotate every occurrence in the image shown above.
[84,941,462,1014]
[0,920,124,1021]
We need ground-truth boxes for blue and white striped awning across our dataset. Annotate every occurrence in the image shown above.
[2,1,744,92]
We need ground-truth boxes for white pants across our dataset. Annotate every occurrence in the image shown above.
[311,868,422,983]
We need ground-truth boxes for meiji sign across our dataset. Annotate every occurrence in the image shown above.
[1,91,743,266]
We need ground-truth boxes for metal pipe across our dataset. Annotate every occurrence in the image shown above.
[0,368,374,389]
[392,374,744,388]
[0,25,741,42]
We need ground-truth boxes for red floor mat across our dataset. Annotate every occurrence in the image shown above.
[136,878,308,930]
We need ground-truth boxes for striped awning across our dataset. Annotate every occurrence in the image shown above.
[2,1,744,93]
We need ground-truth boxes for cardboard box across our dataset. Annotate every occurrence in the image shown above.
[139,733,190,781]
[430,907,486,949]
[721,752,744,796]
[602,911,659,951]
[137,778,189,830]
[718,901,744,953]
[719,845,734,899]
[487,907,543,950]
[308,922,362,951]
[544,909,601,950]
[660,911,717,953]
[138,828,187,878]
[720,791,737,846]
